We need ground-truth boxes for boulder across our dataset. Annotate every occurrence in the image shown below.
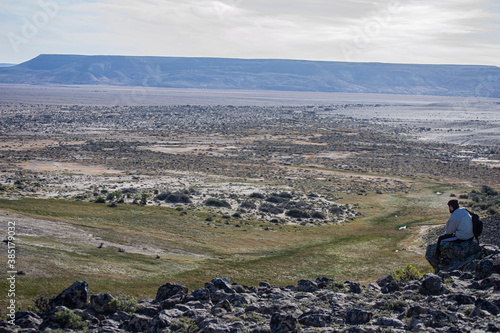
[426,240,483,273]
[14,311,42,329]
[270,312,298,333]
[50,281,89,309]
[345,308,373,325]
[89,293,115,314]
[298,307,333,327]
[297,279,318,292]
[155,282,188,303]
[419,273,444,295]
[120,314,152,332]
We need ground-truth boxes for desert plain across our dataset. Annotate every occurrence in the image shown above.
[0,85,499,310]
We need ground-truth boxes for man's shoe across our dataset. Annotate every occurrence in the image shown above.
[426,255,440,263]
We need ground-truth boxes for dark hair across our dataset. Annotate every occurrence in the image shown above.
[448,199,459,210]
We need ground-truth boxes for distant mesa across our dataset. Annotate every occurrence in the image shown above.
[0,54,499,98]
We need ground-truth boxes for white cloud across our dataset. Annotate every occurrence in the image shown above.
[1,0,499,66]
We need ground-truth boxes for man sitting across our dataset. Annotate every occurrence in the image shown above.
[426,199,474,263]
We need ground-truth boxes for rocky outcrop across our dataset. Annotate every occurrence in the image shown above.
[2,246,500,332]
[425,240,483,273]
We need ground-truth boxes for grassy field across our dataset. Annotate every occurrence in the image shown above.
[0,179,462,312]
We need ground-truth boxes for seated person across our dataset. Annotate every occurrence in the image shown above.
[426,199,474,263]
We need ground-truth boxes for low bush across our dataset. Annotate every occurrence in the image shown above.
[240,200,256,209]
[204,198,231,209]
[391,264,422,282]
[286,208,310,219]
[259,203,284,215]
[54,308,87,330]
[249,192,265,199]
[109,294,137,313]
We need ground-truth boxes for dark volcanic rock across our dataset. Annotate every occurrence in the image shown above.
[4,244,500,333]
[49,281,89,309]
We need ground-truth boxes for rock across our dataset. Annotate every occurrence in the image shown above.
[8,250,500,333]
[297,279,318,292]
[90,293,115,314]
[315,276,335,289]
[14,311,42,329]
[476,259,495,280]
[155,282,188,303]
[270,312,298,333]
[120,314,152,332]
[376,274,395,287]
[50,281,89,309]
[480,274,500,290]
[184,287,211,303]
[347,281,362,294]
[372,316,405,328]
[475,298,500,315]
[298,307,332,327]
[210,277,235,294]
[345,308,373,325]
[426,240,483,273]
[419,273,444,295]
[406,305,430,318]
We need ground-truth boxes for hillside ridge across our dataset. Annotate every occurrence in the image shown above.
[1,54,499,97]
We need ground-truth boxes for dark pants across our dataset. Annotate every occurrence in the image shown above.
[435,234,473,256]
[435,234,455,256]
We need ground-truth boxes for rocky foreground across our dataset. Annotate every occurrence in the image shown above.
[3,245,500,333]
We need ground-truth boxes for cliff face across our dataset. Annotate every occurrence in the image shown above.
[6,245,500,332]
[1,54,500,97]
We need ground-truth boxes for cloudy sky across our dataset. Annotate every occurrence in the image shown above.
[1,0,500,66]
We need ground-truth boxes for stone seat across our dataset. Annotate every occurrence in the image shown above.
[426,240,483,273]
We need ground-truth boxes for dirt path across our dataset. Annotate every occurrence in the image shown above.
[403,224,442,255]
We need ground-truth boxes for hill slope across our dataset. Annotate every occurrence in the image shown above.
[1,54,499,97]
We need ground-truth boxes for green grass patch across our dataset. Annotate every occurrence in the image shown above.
[0,187,440,310]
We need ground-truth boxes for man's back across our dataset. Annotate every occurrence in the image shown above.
[445,207,474,240]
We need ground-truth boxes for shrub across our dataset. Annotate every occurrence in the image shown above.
[250,192,265,199]
[204,198,231,209]
[391,264,422,282]
[54,308,87,330]
[109,294,137,313]
[286,208,310,219]
[156,192,169,200]
[278,192,293,198]
[311,211,326,219]
[166,192,192,204]
[481,185,498,196]
[170,317,197,332]
[140,193,149,205]
[266,195,286,203]
[259,203,284,215]
[32,293,54,314]
[95,196,106,204]
[240,200,256,209]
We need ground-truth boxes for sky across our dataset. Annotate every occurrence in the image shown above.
[1,0,500,66]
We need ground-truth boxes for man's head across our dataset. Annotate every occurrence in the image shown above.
[448,199,459,213]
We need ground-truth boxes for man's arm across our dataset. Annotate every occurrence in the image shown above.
[444,214,458,235]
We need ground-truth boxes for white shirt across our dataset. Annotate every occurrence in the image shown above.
[444,207,474,240]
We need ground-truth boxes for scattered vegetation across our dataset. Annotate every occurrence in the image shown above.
[391,264,423,282]
[465,185,499,216]
[53,308,87,330]
[109,294,137,313]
